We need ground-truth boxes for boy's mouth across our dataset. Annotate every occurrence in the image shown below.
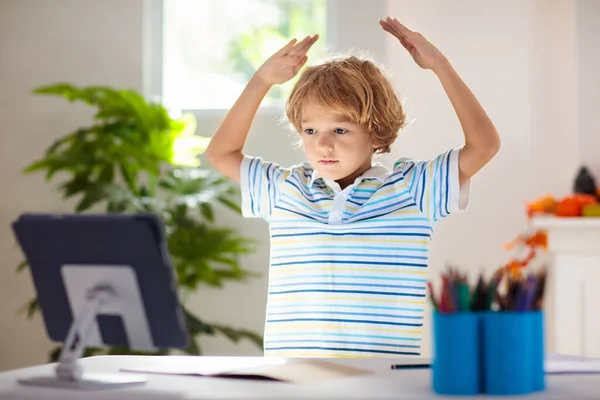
[318,159,338,165]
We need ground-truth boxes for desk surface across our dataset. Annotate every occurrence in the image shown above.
[0,355,598,399]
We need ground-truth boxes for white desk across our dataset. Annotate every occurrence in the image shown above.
[0,356,598,399]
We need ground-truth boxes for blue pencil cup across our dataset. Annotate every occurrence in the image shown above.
[531,311,546,391]
[482,311,545,395]
[432,311,481,395]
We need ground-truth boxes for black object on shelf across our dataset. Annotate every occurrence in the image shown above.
[573,166,598,198]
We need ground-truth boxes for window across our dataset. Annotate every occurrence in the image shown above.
[157,0,328,111]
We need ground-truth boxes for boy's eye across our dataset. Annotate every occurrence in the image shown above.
[334,128,348,134]
[303,128,316,135]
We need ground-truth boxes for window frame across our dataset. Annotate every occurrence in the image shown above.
[142,0,386,119]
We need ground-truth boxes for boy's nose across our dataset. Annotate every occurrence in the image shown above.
[317,135,334,152]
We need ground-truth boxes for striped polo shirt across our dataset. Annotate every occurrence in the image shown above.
[240,147,469,357]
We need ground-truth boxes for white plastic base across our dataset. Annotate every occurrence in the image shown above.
[17,265,154,390]
[18,372,147,390]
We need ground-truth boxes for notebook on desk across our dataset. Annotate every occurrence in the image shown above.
[121,356,373,384]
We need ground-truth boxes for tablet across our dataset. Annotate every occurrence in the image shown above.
[12,213,188,350]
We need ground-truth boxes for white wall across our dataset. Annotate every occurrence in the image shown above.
[0,0,598,371]
[577,0,600,173]
[0,0,145,370]
[385,0,582,355]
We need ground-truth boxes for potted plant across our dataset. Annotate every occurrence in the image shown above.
[16,83,262,360]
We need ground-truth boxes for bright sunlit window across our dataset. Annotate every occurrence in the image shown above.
[161,0,327,111]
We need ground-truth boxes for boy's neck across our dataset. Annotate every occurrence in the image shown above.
[335,161,373,190]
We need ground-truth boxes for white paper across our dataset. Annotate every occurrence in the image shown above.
[545,353,600,374]
[122,356,287,375]
[121,356,372,383]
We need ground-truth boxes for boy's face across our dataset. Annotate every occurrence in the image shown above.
[300,102,377,188]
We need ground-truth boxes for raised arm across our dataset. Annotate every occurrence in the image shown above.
[380,17,500,185]
[205,34,319,183]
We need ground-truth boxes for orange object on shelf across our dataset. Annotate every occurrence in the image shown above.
[555,197,581,217]
[526,195,556,218]
[527,193,598,218]
[574,194,598,207]
[554,194,598,217]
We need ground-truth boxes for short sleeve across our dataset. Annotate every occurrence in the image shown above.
[394,147,470,222]
[240,155,290,220]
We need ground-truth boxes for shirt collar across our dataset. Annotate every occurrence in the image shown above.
[309,163,391,188]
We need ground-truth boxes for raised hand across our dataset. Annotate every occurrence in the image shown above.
[379,17,447,71]
[255,34,319,86]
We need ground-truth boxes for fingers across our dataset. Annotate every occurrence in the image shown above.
[278,38,298,54]
[275,34,318,75]
[380,20,404,44]
[380,17,413,40]
[297,34,319,53]
[389,17,412,37]
[380,17,416,51]
[293,55,309,75]
[380,20,408,49]
[290,34,319,57]
[379,20,399,39]
[291,36,311,53]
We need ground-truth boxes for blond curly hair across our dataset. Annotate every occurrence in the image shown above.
[286,54,406,154]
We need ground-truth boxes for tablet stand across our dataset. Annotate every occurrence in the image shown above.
[18,266,152,390]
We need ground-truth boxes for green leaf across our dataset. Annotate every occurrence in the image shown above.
[211,323,263,348]
[167,219,255,289]
[200,203,214,222]
[22,159,50,174]
[217,196,242,214]
[16,259,28,273]
[45,132,76,156]
[180,306,262,351]
[75,191,105,213]
[119,90,153,133]
[106,346,169,356]
[33,83,81,101]
[67,181,127,212]
[182,305,214,336]
[17,298,40,319]
[60,173,92,199]
[119,163,139,195]
[98,164,114,183]
[184,338,202,355]
[49,346,62,362]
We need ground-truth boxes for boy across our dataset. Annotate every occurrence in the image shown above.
[206,17,500,357]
